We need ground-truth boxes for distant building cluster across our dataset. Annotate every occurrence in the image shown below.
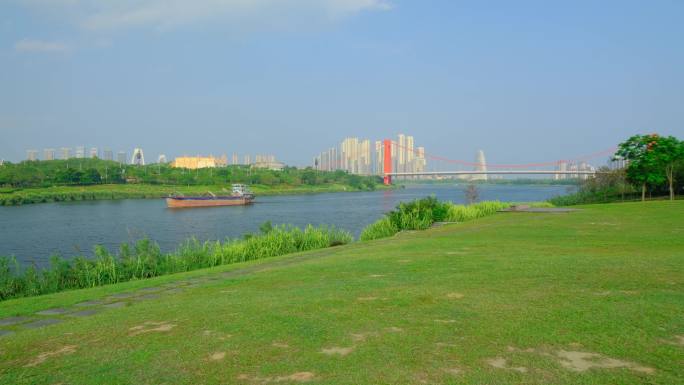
[554,160,596,180]
[25,146,150,166]
[25,145,287,171]
[170,153,284,170]
[313,134,427,176]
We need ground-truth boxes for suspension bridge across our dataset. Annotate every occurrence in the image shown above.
[380,139,615,185]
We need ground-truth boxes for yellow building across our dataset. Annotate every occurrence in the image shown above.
[171,155,225,169]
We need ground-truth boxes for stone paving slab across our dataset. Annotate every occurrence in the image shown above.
[109,292,135,299]
[36,308,71,316]
[74,300,106,307]
[69,309,102,317]
[102,301,127,308]
[22,318,63,329]
[0,316,33,326]
[0,330,15,337]
[164,288,185,294]
[136,287,162,293]
[135,293,162,300]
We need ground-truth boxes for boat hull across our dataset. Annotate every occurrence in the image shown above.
[166,196,254,208]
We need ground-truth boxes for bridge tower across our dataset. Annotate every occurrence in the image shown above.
[383,139,392,185]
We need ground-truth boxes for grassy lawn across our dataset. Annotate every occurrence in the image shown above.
[1,201,682,384]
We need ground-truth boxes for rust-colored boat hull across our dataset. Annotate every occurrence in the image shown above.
[166,197,253,208]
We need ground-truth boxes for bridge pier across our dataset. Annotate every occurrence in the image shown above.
[383,139,392,185]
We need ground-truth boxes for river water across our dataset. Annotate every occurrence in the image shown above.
[0,184,573,265]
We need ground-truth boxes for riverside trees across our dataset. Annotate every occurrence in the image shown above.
[616,134,684,200]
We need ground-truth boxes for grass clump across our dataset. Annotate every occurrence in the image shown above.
[360,197,548,241]
[0,223,352,300]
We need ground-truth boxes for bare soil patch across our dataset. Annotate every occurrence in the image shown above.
[446,292,464,299]
[556,350,654,374]
[486,357,527,373]
[209,351,226,361]
[321,346,354,356]
[129,321,176,336]
[25,345,77,367]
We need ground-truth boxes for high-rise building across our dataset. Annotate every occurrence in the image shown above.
[103,149,113,161]
[244,155,251,165]
[117,151,127,164]
[314,134,427,177]
[43,148,55,161]
[232,153,239,165]
[89,147,98,158]
[131,148,145,166]
[374,141,383,175]
[554,161,568,180]
[359,139,371,175]
[60,147,71,160]
[75,146,85,159]
[26,150,39,161]
[406,136,415,172]
[397,134,406,173]
[158,154,167,163]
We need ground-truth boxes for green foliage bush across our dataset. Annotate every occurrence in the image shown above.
[0,224,352,300]
[360,197,521,242]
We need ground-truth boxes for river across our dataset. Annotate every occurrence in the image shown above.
[0,184,574,265]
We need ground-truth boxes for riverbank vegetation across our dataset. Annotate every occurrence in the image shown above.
[0,159,383,205]
[0,224,352,300]
[359,197,551,241]
[1,201,682,384]
[550,134,684,206]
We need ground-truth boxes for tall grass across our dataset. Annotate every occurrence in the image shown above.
[0,224,352,301]
[359,197,554,241]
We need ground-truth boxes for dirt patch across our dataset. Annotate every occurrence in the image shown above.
[25,345,77,367]
[129,321,176,336]
[443,368,462,376]
[556,350,654,374]
[276,372,315,382]
[321,346,354,356]
[446,292,464,299]
[435,342,458,347]
[487,357,527,373]
[209,351,226,361]
[434,319,457,324]
[385,326,403,333]
[368,274,385,278]
[272,342,290,348]
[237,372,315,383]
[664,335,684,346]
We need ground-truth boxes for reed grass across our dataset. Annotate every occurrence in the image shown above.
[0,224,352,300]
[360,197,555,242]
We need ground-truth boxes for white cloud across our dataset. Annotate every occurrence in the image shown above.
[14,38,69,53]
[17,0,392,30]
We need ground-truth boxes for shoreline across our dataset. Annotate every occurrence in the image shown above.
[0,183,394,206]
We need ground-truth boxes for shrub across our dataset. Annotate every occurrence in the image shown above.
[360,217,399,241]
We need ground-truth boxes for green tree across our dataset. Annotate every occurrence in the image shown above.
[616,134,684,200]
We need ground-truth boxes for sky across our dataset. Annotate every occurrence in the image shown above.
[1,0,683,167]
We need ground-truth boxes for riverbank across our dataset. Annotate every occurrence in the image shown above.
[1,200,682,384]
[0,182,390,206]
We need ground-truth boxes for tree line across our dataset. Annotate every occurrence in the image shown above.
[0,158,381,190]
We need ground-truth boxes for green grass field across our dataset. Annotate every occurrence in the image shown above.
[1,201,682,384]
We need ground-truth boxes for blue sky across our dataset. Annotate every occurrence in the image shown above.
[1,0,682,166]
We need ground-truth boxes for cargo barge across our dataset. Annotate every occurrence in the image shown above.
[166,184,254,208]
